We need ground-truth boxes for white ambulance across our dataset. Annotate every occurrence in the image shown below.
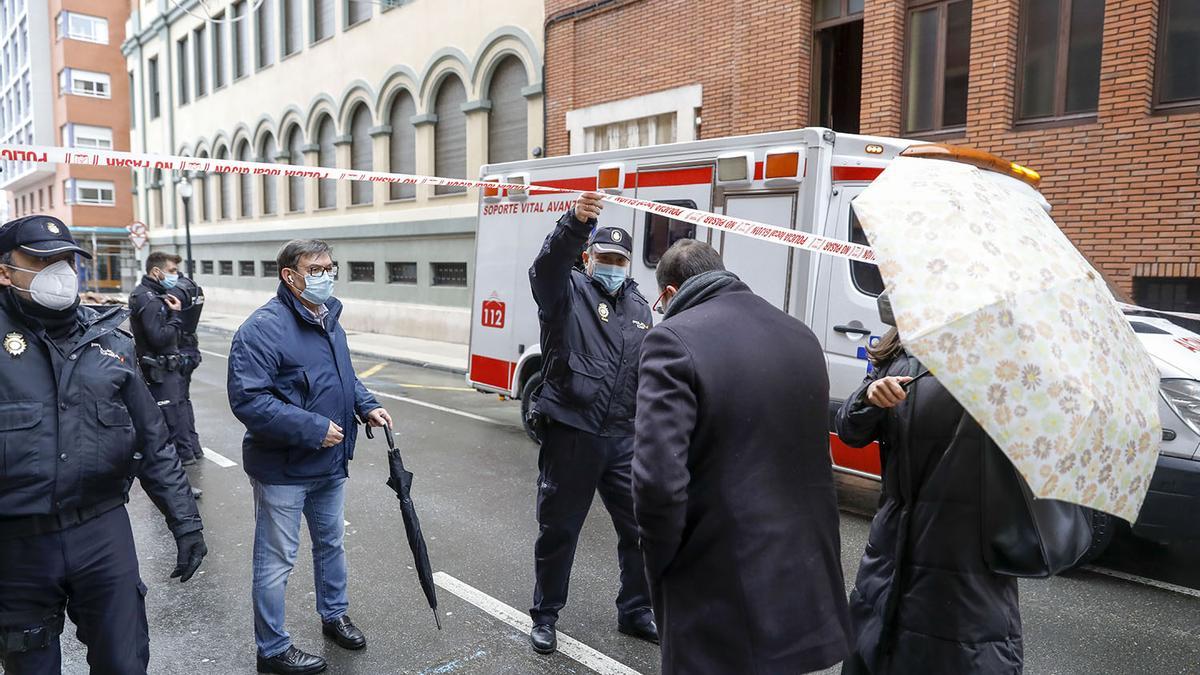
[467,128,1200,546]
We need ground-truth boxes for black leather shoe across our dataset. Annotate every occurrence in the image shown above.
[530,623,557,654]
[181,456,197,466]
[322,615,366,650]
[190,487,203,500]
[256,646,327,674]
[618,618,660,645]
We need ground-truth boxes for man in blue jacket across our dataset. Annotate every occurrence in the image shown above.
[228,239,391,675]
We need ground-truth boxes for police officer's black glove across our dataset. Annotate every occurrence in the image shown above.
[171,531,208,583]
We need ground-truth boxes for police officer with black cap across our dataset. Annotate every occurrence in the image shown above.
[526,192,658,655]
[130,252,203,498]
[0,215,206,673]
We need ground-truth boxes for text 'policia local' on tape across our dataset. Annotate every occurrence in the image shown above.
[0,145,878,265]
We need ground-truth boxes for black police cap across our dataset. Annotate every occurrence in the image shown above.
[0,215,92,259]
[587,226,633,260]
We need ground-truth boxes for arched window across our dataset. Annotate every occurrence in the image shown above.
[487,56,528,164]
[237,140,253,217]
[349,104,372,205]
[316,115,336,208]
[216,145,232,219]
[388,90,416,200]
[259,132,278,215]
[286,126,305,212]
[196,150,210,222]
[433,74,467,195]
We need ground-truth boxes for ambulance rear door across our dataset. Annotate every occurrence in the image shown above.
[630,162,716,310]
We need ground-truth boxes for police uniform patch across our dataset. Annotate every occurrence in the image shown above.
[598,302,610,322]
[4,332,27,357]
[632,320,648,330]
[45,221,61,234]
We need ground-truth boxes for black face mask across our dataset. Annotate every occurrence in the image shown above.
[6,287,80,341]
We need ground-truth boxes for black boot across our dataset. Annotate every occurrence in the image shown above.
[618,616,659,645]
[256,646,327,674]
[322,615,366,650]
[530,624,557,654]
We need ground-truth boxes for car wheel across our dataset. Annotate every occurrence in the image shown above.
[520,371,543,444]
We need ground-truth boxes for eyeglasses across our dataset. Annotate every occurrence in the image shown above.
[653,288,670,315]
[295,264,338,280]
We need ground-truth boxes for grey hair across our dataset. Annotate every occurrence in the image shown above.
[656,239,725,290]
[276,239,332,276]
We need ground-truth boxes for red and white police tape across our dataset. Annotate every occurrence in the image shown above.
[0,144,877,265]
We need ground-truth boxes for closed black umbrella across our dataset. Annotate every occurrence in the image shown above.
[365,423,441,629]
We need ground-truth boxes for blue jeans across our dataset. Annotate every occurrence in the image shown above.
[251,477,349,658]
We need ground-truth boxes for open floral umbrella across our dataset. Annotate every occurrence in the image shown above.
[852,156,1160,523]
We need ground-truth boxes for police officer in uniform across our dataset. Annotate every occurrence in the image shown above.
[165,272,205,465]
[0,216,207,674]
[129,252,203,498]
[527,192,658,654]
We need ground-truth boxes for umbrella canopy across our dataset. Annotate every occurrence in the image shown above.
[852,156,1161,523]
[366,423,441,629]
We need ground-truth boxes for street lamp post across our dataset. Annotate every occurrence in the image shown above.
[177,178,195,278]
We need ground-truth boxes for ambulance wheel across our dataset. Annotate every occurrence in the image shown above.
[520,371,543,444]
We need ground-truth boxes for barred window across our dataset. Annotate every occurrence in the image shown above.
[431,262,467,287]
[219,260,233,275]
[239,260,256,276]
[349,261,375,282]
[262,260,279,277]
[201,260,214,274]
[387,262,417,284]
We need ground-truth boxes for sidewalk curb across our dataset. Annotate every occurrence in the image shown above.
[198,323,469,376]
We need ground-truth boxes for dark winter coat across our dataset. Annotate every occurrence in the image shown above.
[633,279,851,675]
[0,289,201,537]
[128,274,184,359]
[835,352,1023,675]
[227,284,380,485]
[529,210,652,437]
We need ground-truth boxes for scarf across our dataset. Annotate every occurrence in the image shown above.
[663,270,740,319]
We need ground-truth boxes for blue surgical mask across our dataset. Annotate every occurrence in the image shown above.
[300,273,335,305]
[161,272,179,289]
[591,262,627,295]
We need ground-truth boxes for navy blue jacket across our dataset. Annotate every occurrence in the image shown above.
[529,210,652,437]
[0,290,201,538]
[227,285,380,484]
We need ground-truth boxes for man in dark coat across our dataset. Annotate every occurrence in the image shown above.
[0,215,205,674]
[527,192,657,654]
[228,239,391,675]
[633,239,851,675]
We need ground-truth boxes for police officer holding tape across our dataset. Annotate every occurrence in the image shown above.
[526,192,657,655]
[165,268,206,465]
[0,216,206,673]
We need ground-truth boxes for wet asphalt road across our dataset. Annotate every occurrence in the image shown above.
[44,327,1200,674]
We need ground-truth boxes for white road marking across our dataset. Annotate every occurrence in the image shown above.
[198,349,509,427]
[199,349,230,360]
[371,391,506,426]
[1080,565,1200,599]
[201,447,238,468]
[432,572,645,675]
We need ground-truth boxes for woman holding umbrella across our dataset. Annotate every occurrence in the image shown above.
[835,318,1024,675]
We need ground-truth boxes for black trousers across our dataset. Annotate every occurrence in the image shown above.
[146,370,200,462]
[0,506,150,675]
[531,423,652,626]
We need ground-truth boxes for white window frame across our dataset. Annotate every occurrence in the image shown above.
[59,68,111,99]
[63,123,113,149]
[56,11,108,44]
[565,84,702,155]
[69,179,116,206]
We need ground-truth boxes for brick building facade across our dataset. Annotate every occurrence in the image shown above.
[544,0,1200,311]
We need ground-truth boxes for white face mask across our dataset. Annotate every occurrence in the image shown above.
[7,260,79,310]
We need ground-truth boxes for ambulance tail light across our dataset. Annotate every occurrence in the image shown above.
[481,175,502,203]
[716,152,754,187]
[597,163,625,194]
[763,147,804,187]
[899,143,1042,187]
[505,172,529,201]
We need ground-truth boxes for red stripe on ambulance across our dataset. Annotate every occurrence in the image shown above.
[829,433,882,478]
[469,354,516,391]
